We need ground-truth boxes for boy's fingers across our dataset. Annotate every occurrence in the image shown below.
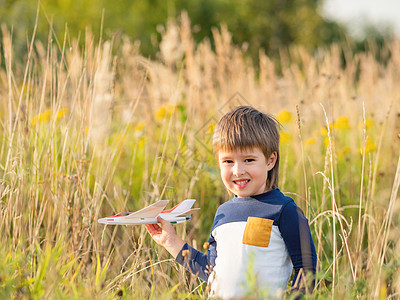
[148,223,158,229]
[157,216,172,229]
[145,223,161,235]
[145,224,155,235]
[157,216,166,224]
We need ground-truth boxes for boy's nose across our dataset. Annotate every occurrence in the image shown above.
[233,163,245,176]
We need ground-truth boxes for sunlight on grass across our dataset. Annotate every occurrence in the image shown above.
[0,12,399,299]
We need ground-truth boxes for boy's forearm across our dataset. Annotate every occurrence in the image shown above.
[174,243,211,282]
[164,235,186,258]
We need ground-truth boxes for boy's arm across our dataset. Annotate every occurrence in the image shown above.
[279,201,317,294]
[145,216,214,282]
[174,241,214,281]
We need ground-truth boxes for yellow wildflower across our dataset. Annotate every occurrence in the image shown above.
[31,109,68,126]
[138,137,146,148]
[358,120,374,130]
[180,144,187,154]
[280,132,291,144]
[56,109,68,120]
[324,137,330,148]
[305,138,316,145]
[207,122,216,135]
[320,123,334,136]
[155,103,177,120]
[380,284,387,300]
[333,116,350,130]
[320,127,328,137]
[363,137,377,154]
[155,107,167,120]
[276,110,292,124]
[31,109,51,125]
[134,121,145,132]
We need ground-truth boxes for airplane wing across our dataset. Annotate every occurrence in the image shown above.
[125,200,170,219]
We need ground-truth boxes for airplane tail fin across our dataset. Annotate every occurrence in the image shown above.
[166,199,196,214]
[176,208,200,217]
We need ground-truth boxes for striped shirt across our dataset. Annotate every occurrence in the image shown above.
[175,188,317,298]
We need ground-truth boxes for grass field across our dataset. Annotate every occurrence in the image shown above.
[1,14,400,299]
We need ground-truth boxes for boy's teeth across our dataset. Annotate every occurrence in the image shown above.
[236,180,249,185]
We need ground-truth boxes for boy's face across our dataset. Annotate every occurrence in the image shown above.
[218,147,277,197]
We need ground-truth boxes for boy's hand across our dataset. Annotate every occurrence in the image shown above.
[145,216,185,258]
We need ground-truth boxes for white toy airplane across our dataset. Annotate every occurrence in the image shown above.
[98,199,199,225]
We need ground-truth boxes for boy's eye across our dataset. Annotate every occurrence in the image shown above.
[245,158,255,162]
[223,160,233,164]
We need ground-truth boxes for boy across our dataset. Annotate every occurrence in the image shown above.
[146,106,317,298]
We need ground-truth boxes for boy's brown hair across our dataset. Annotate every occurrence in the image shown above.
[212,106,280,190]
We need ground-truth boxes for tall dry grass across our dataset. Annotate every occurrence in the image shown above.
[0,12,399,299]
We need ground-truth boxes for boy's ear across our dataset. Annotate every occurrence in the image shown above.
[266,152,277,171]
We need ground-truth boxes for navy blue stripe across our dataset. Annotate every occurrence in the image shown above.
[211,189,291,230]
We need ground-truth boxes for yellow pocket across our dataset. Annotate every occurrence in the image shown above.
[242,217,273,247]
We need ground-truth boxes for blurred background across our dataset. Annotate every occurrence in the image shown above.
[323,0,400,37]
[0,0,398,62]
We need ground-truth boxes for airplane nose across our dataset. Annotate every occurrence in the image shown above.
[98,218,106,224]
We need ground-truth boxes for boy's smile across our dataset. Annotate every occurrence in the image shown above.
[218,147,277,197]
